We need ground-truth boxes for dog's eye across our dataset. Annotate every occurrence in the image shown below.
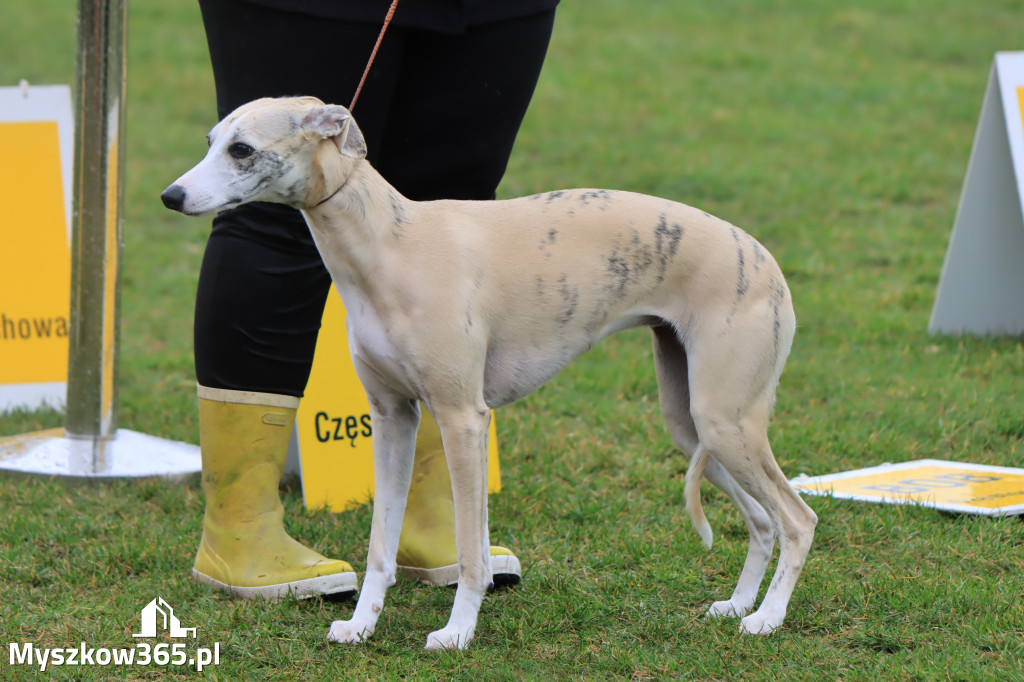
[228,142,255,160]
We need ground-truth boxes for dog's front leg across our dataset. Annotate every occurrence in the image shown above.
[423,404,493,651]
[327,393,419,645]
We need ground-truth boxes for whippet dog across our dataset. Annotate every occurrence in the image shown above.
[162,96,817,650]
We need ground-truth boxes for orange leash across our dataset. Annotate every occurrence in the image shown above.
[349,0,400,111]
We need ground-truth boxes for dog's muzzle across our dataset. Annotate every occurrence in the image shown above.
[160,184,186,212]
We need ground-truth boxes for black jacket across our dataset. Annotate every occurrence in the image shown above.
[241,0,560,34]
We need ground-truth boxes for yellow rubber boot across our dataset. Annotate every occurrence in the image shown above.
[192,386,358,601]
[396,409,522,587]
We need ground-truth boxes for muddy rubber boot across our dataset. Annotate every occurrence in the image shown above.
[396,409,522,587]
[192,386,358,601]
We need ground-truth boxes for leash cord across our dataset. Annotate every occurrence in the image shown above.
[349,0,400,111]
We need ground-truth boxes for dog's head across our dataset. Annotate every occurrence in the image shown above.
[161,96,367,215]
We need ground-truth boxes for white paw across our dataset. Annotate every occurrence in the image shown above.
[326,619,374,644]
[705,600,752,619]
[739,611,782,635]
[425,626,474,651]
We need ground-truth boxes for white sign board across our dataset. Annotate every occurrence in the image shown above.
[792,459,1024,517]
[930,52,1024,335]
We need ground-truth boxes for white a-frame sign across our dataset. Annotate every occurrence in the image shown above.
[930,52,1024,335]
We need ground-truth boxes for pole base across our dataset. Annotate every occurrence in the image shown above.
[0,428,201,480]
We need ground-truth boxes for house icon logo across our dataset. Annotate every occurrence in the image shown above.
[132,597,197,639]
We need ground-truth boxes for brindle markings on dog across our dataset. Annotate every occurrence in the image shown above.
[538,227,558,256]
[603,229,651,299]
[577,189,613,208]
[227,139,292,202]
[388,188,409,236]
[768,277,787,359]
[730,227,750,301]
[602,212,686,301]
[749,233,767,273]
[555,273,580,326]
[653,213,684,284]
[531,188,615,209]
[535,274,548,302]
[254,131,319,204]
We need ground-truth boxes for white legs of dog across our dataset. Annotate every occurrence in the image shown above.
[421,404,493,650]
[652,326,817,636]
[326,397,420,646]
[327,327,816,650]
[328,326,817,649]
[326,395,493,650]
[701,457,775,620]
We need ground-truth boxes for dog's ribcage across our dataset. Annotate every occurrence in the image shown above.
[463,189,776,408]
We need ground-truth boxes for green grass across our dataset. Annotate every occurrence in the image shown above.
[2,1,1024,679]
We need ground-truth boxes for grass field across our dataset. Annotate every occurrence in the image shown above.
[2,1,1024,679]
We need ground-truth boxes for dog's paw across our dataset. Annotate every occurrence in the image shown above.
[326,619,374,645]
[705,600,752,619]
[738,610,783,635]
[424,626,474,651]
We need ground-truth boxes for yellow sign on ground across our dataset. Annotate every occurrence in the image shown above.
[293,290,501,511]
[0,85,74,411]
[791,459,1024,517]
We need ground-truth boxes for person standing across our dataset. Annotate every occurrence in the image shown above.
[189,0,559,599]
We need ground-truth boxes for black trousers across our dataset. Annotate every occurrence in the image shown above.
[194,0,555,396]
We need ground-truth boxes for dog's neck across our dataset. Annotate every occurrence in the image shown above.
[301,159,412,293]
[311,181,346,208]
[305,158,407,229]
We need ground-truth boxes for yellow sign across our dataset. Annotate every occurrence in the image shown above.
[0,123,70,385]
[0,85,73,411]
[294,290,501,510]
[1018,85,1024,137]
[792,459,1024,517]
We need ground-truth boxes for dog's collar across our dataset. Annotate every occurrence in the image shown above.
[312,183,346,209]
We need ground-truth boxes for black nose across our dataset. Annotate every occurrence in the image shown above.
[161,184,186,212]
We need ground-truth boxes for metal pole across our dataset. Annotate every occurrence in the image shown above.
[65,0,126,440]
[0,0,200,479]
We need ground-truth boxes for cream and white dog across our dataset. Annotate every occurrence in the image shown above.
[162,96,817,650]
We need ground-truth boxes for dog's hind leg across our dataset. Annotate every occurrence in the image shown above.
[328,389,420,645]
[705,428,815,635]
[684,316,816,635]
[652,326,775,619]
[699,455,776,619]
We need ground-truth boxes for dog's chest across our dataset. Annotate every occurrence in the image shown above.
[343,297,418,396]
[481,339,593,408]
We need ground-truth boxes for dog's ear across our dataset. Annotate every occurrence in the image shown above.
[301,105,367,160]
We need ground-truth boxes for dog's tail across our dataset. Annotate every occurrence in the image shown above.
[684,446,713,548]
